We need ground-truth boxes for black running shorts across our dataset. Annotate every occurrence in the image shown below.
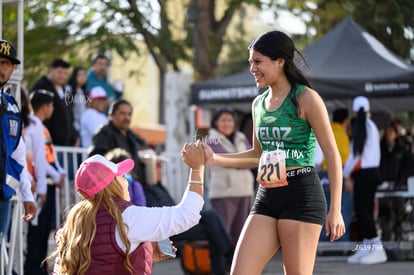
[251,167,327,225]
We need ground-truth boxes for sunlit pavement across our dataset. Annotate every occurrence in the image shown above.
[152,252,414,275]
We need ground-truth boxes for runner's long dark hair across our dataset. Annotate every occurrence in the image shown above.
[248,31,312,115]
[352,108,367,156]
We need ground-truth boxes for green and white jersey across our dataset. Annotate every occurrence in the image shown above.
[254,84,316,167]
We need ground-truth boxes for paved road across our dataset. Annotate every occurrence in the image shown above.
[152,253,414,275]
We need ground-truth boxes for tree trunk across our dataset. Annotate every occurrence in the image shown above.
[193,0,215,80]
[158,63,166,124]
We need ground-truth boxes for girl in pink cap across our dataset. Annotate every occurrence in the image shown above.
[50,142,205,275]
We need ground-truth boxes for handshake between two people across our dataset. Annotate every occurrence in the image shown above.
[181,140,215,171]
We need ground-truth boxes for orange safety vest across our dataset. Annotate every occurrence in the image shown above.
[44,126,56,164]
[22,128,36,178]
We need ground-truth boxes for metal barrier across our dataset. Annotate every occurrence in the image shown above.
[376,177,414,199]
[1,197,23,275]
[54,146,89,227]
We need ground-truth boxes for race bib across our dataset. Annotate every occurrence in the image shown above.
[256,150,288,188]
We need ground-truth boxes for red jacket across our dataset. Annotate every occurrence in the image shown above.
[87,198,153,274]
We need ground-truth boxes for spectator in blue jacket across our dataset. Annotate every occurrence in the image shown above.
[0,39,36,247]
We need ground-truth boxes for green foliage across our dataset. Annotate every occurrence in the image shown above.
[24,25,73,87]
[4,0,276,82]
[2,0,412,87]
[282,0,414,62]
[352,0,414,61]
[217,6,251,76]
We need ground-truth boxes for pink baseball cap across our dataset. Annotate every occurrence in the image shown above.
[75,154,134,198]
[89,86,108,99]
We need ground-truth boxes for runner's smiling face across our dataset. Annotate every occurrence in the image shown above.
[248,50,284,89]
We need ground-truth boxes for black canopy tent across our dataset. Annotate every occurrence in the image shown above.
[190,71,257,109]
[303,17,414,112]
[191,17,414,112]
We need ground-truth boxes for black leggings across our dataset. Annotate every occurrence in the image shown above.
[353,168,381,240]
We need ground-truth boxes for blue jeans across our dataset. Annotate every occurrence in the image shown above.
[0,200,12,246]
[319,172,354,241]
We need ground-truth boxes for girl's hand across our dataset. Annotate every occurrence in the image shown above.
[152,241,177,263]
[344,177,354,193]
[22,201,36,222]
[181,141,205,169]
[202,143,215,166]
[325,211,345,242]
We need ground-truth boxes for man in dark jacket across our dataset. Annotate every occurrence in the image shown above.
[30,59,78,146]
[89,99,148,184]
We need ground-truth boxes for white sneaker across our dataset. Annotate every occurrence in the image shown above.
[347,239,371,264]
[359,249,387,265]
[347,248,370,264]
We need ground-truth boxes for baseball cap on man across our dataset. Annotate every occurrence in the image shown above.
[89,86,108,99]
[352,96,370,112]
[75,154,134,199]
[0,40,20,64]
